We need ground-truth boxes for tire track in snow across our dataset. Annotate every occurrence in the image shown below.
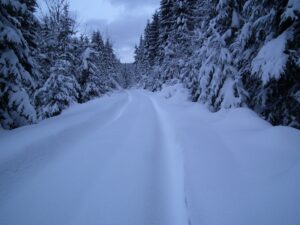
[147,95,190,225]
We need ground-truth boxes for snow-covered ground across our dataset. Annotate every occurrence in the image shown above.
[1,86,300,225]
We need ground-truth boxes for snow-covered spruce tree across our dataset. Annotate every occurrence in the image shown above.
[34,16,54,88]
[90,31,106,76]
[79,38,106,102]
[71,35,88,84]
[35,0,77,86]
[237,0,300,128]
[182,0,213,101]
[103,39,122,89]
[134,36,149,86]
[140,16,160,91]
[34,0,80,119]
[0,0,38,129]
[145,12,160,67]
[135,0,299,128]
[20,0,40,83]
[195,0,244,110]
[158,1,177,83]
[158,0,174,63]
[171,0,197,92]
[171,0,195,60]
[34,58,80,118]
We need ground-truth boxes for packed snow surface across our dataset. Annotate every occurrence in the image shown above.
[1,86,300,225]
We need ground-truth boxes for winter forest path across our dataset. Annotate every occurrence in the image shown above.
[0,90,190,225]
[1,89,300,225]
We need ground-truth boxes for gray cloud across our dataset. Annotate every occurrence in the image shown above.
[38,0,160,61]
[81,0,160,62]
[84,12,150,62]
[69,0,160,62]
[109,0,160,8]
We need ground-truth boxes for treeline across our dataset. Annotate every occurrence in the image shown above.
[0,0,124,129]
[135,0,300,128]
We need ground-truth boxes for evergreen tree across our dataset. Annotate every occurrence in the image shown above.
[34,59,80,118]
[147,12,159,66]
[103,39,121,89]
[135,0,299,128]
[0,0,37,129]
[242,0,300,128]
[79,39,106,102]
[90,31,106,75]
[158,0,174,62]
[196,0,244,110]
[34,0,80,118]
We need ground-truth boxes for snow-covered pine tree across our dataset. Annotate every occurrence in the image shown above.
[90,31,105,75]
[146,12,160,67]
[158,0,177,83]
[34,0,80,119]
[158,0,174,63]
[171,0,195,59]
[103,39,121,90]
[34,16,54,88]
[0,0,38,129]
[78,37,106,102]
[195,0,244,110]
[134,36,148,86]
[236,0,300,128]
[71,35,87,84]
[171,0,197,88]
[135,0,299,128]
[34,59,80,118]
[20,0,40,83]
[252,0,299,127]
[140,20,156,90]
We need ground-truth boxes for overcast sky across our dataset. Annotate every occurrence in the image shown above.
[39,0,160,63]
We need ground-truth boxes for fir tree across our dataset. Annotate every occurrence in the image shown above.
[34,59,80,118]
[79,41,106,102]
[0,0,38,129]
[34,0,80,118]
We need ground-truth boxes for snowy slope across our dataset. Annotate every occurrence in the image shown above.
[1,87,300,225]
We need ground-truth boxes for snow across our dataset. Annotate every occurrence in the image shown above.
[8,87,37,125]
[219,78,240,108]
[252,31,289,84]
[81,47,94,70]
[231,10,241,29]
[156,82,189,102]
[295,90,300,103]
[0,26,22,44]
[281,0,300,22]
[1,86,300,225]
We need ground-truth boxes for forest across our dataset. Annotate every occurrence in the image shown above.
[135,0,300,128]
[1,0,299,130]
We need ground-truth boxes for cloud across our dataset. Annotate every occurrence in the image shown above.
[72,0,160,62]
[84,12,150,62]
[109,0,159,8]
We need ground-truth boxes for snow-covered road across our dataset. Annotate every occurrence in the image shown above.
[1,88,300,225]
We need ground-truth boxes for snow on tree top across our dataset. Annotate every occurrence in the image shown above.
[251,31,290,84]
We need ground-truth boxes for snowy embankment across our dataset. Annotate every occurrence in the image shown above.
[1,85,300,225]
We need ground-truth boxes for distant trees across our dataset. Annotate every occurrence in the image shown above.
[0,0,123,129]
[135,0,300,128]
